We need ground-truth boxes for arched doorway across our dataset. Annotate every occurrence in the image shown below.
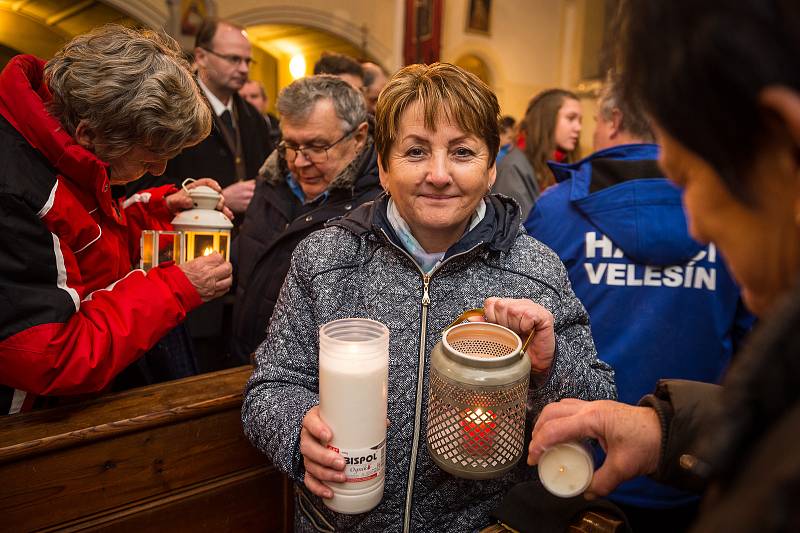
[453,53,493,87]
[245,23,379,114]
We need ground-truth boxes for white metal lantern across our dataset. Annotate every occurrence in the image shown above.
[139,182,232,270]
[170,184,232,261]
[426,309,532,480]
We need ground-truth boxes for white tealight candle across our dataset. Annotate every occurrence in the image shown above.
[538,441,594,498]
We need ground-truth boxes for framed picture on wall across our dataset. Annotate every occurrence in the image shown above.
[466,0,491,35]
[179,0,211,36]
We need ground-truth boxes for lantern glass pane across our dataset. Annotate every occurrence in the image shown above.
[157,231,182,264]
[219,233,229,261]
[140,230,155,270]
[188,232,216,260]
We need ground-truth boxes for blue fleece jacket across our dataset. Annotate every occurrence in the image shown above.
[525,144,754,509]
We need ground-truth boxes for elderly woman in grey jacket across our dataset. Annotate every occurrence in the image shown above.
[242,63,616,532]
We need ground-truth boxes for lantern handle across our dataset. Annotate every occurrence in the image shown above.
[181,178,197,193]
[445,307,535,353]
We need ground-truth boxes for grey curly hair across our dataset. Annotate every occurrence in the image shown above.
[276,74,367,132]
[45,24,211,160]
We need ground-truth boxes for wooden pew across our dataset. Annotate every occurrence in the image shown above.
[0,366,293,532]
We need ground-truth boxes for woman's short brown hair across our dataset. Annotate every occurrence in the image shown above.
[375,63,500,171]
[45,24,211,161]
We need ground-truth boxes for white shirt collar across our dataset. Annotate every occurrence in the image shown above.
[198,78,233,117]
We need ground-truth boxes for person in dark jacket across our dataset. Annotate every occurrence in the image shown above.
[126,19,273,219]
[528,1,800,532]
[242,62,616,532]
[0,25,232,414]
[493,89,582,219]
[231,75,383,362]
[526,72,753,532]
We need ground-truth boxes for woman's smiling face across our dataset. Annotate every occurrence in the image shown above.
[379,101,496,252]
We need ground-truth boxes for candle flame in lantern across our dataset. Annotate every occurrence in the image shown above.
[461,407,497,456]
[202,246,214,256]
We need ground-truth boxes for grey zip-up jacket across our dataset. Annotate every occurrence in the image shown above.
[242,194,616,532]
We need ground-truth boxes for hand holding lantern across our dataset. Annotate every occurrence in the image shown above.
[179,253,232,302]
[480,297,556,373]
[165,177,233,220]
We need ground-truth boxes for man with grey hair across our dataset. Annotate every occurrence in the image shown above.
[526,72,753,531]
[231,75,383,362]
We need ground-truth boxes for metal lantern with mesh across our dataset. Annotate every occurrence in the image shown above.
[426,309,531,480]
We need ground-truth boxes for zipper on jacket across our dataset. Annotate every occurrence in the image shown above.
[403,272,430,533]
[421,274,431,305]
[377,229,485,532]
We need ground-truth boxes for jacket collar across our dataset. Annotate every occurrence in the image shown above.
[547,143,660,198]
[331,193,521,258]
[0,55,113,214]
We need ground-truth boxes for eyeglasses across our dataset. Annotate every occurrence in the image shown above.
[200,47,255,67]
[278,127,357,164]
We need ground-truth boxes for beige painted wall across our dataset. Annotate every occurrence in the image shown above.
[438,0,599,153]
[441,0,565,120]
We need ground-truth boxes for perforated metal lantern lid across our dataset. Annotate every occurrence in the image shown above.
[435,321,531,387]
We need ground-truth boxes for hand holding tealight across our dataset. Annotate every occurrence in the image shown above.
[537,441,594,497]
[528,398,662,499]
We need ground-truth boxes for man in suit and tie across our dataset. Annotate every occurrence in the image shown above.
[125,19,273,372]
[128,18,272,219]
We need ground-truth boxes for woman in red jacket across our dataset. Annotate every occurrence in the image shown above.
[0,25,233,414]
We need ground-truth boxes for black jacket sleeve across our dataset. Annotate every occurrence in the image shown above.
[639,379,722,493]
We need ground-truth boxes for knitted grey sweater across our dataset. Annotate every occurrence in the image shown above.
[242,194,616,532]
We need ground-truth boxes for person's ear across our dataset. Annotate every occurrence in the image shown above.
[487,160,497,191]
[760,87,800,225]
[377,155,390,192]
[353,121,369,149]
[609,108,623,139]
[760,86,800,148]
[74,120,95,151]
[194,47,207,69]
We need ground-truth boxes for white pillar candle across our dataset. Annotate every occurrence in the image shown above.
[538,441,594,498]
[319,318,389,514]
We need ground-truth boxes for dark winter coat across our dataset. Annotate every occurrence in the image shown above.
[642,280,800,532]
[230,140,382,361]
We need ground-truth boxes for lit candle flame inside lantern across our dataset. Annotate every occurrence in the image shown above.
[459,407,497,456]
[202,246,214,256]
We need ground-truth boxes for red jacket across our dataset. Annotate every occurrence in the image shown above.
[0,55,202,413]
